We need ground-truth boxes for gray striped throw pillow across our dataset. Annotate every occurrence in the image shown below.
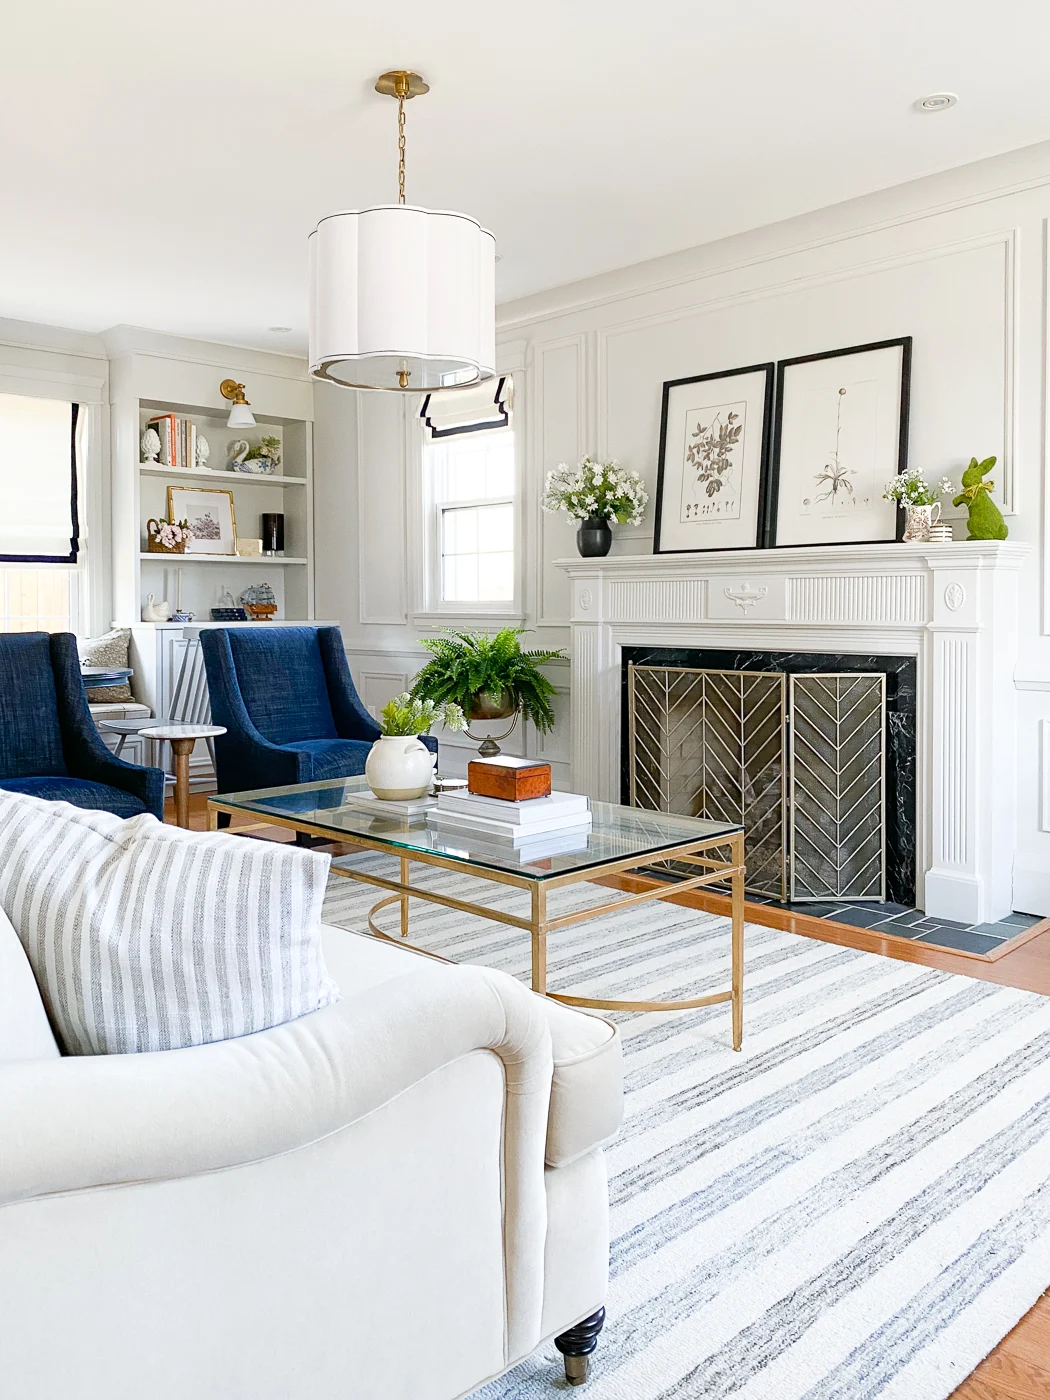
[0,792,338,1055]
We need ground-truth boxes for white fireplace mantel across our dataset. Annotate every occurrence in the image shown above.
[555,541,1029,923]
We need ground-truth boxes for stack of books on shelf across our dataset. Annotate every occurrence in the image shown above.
[428,787,592,862]
[147,413,197,470]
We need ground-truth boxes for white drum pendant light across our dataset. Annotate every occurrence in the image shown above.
[309,70,496,393]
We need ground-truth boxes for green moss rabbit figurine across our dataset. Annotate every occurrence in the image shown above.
[952,456,1008,540]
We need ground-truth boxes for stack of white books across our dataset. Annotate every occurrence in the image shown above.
[343,791,436,820]
[427,790,591,851]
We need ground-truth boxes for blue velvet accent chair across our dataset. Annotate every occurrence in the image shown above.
[0,632,165,818]
[200,626,436,796]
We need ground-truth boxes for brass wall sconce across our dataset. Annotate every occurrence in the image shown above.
[220,379,256,428]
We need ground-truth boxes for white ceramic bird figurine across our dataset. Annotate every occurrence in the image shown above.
[142,593,172,622]
[196,433,211,469]
[227,439,250,471]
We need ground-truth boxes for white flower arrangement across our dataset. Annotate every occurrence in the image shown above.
[541,457,649,526]
[882,466,955,508]
[379,693,467,737]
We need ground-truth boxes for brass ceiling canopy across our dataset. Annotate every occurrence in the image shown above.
[374,70,429,100]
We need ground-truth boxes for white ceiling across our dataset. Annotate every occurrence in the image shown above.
[3,0,1050,353]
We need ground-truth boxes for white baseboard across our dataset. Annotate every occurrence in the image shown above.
[1012,864,1050,918]
[923,870,1012,925]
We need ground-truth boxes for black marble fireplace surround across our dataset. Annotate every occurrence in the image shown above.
[620,646,917,909]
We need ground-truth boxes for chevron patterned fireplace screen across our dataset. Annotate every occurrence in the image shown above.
[627,663,886,902]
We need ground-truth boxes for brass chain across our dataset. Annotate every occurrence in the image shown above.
[397,93,406,204]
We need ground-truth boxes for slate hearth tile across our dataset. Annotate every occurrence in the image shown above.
[869,918,924,939]
[1001,912,1043,928]
[967,923,1015,939]
[785,903,849,917]
[882,910,929,928]
[828,908,891,929]
[857,902,912,916]
[914,928,1003,955]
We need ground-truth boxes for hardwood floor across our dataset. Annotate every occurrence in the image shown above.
[170,792,1050,1396]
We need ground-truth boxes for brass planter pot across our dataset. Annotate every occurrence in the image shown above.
[465,690,518,757]
[467,689,516,722]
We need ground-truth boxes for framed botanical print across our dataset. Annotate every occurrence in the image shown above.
[167,485,238,556]
[653,362,774,554]
[765,337,911,548]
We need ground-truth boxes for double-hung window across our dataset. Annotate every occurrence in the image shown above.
[0,392,82,632]
[420,377,516,610]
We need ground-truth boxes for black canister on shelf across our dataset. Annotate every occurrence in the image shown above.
[261,512,285,556]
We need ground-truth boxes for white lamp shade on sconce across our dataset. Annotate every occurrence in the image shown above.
[309,205,496,392]
[226,402,256,428]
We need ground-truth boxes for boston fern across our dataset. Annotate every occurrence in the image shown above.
[410,628,565,733]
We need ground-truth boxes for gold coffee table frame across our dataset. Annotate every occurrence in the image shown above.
[207,801,746,1050]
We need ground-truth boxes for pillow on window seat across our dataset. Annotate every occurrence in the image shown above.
[0,791,338,1055]
[77,627,133,701]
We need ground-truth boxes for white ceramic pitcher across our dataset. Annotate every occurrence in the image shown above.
[364,735,436,800]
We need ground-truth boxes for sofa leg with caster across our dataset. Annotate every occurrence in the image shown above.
[554,1308,605,1386]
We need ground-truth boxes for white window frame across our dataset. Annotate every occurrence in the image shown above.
[0,564,83,635]
[414,419,523,624]
[0,351,106,637]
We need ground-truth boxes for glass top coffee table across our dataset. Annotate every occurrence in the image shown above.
[209,777,746,1048]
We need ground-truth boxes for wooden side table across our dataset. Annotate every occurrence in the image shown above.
[139,724,226,828]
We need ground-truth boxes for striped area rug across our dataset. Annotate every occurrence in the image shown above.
[322,855,1050,1400]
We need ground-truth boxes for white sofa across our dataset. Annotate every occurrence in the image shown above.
[0,916,623,1400]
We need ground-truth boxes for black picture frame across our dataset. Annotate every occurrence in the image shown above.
[763,336,912,549]
[653,362,775,555]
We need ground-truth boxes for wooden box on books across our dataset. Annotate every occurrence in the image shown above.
[467,756,552,802]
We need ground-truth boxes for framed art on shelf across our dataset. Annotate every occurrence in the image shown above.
[167,485,238,556]
[653,362,774,554]
[765,337,911,548]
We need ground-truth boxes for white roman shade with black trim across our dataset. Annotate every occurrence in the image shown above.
[0,394,80,563]
[419,375,512,439]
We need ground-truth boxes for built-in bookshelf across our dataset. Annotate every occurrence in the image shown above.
[109,340,316,628]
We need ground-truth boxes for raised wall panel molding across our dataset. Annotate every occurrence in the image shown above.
[534,333,589,627]
[597,228,1019,515]
[359,670,410,716]
[498,158,1050,331]
[357,401,407,626]
[1044,217,1050,635]
[787,574,926,624]
[605,577,707,623]
[1041,719,1050,833]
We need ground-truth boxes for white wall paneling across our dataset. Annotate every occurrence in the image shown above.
[357,393,407,627]
[533,334,590,628]
[359,670,410,715]
[312,144,1050,911]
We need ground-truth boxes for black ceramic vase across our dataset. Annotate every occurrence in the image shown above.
[576,515,612,557]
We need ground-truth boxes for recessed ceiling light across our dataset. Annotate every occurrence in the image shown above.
[267,325,292,333]
[915,92,958,113]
